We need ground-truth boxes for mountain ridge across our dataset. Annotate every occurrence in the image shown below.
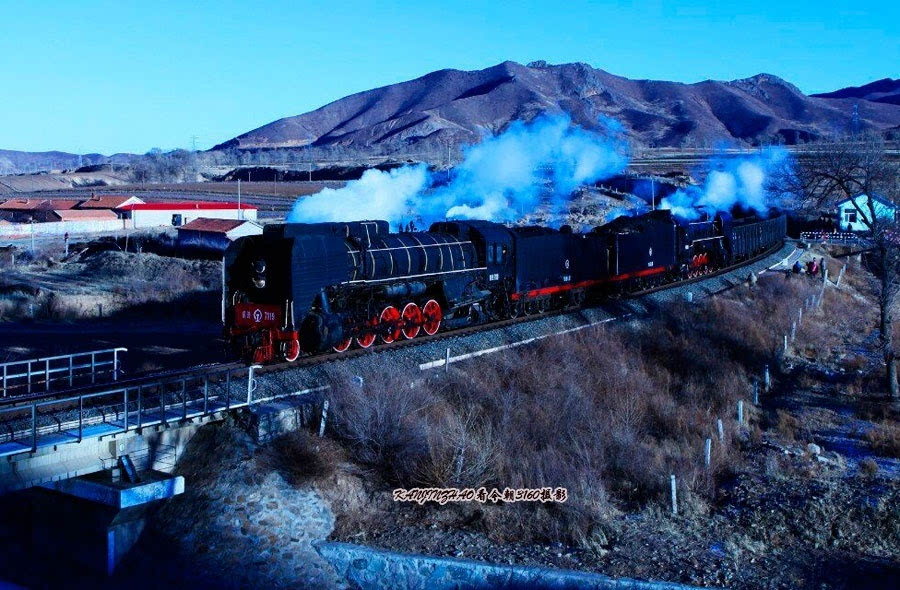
[213,61,900,157]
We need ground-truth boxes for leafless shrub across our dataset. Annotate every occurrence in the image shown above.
[326,271,838,545]
[258,430,343,484]
[775,410,801,441]
[859,458,879,477]
[864,423,900,458]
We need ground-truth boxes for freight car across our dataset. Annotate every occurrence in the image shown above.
[223,210,786,362]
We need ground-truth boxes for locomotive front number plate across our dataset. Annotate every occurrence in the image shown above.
[234,303,282,328]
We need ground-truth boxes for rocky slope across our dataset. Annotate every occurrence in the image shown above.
[216,61,900,156]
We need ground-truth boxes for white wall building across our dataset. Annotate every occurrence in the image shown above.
[118,202,258,228]
[836,194,897,232]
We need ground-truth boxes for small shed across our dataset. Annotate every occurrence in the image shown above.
[837,194,897,232]
[176,218,263,254]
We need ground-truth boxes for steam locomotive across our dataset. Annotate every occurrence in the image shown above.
[223,210,786,363]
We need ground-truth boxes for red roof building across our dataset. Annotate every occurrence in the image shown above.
[0,198,81,222]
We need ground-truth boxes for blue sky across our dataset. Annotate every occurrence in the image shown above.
[0,0,896,154]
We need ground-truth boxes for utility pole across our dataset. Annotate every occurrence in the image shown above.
[190,135,198,152]
[307,131,314,182]
[651,178,656,211]
[30,219,35,255]
[237,179,242,221]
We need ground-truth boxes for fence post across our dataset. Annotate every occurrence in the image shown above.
[319,399,330,437]
[753,380,759,405]
[445,347,451,373]
[791,321,796,343]
[113,349,120,381]
[764,365,770,391]
[717,418,724,441]
[670,474,677,516]
[247,365,260,405]
[136,385,143,429]
[31,404,37,451]
[836,264,845,287]
[783,334,788,355]
[704,438,712,467]
[738,400,744,426]
[799,307,803,326]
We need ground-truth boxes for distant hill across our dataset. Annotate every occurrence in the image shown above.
[214,61,900,159]
[0,150,139,176]
[812,78,900,106]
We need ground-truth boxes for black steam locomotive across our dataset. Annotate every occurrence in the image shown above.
[223,210,786,363]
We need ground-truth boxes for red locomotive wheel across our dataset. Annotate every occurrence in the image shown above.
[356,316,378,348]
[401,302,423,340]
[380,306,402,343]
[282,339,301,362]
[421,299,442,335]
[333,337,352,353]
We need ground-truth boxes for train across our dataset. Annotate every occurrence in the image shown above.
[223,209,786,363]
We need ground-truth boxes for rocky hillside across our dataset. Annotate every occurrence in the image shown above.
[0,149,139,176]
[812,78,900,106]
[215,61,900,156]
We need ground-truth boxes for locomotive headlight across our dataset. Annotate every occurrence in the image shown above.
[252,259,267,289]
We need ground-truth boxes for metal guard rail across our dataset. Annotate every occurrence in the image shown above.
[0,348,126,398]
[0,363,326,459]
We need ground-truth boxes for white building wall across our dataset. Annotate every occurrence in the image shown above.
[132,208,257,228]
[0,219,129,237]
[838,195,896,232]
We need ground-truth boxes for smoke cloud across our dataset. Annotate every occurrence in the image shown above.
[658,148,788,219]
[286,113,628,227]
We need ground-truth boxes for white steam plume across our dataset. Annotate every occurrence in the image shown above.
[286,113,628,227]
[659,148,788,219]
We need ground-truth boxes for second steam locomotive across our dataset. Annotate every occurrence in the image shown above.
[224,210,786,363]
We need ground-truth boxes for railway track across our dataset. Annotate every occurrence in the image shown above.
[0,240,787,409]
[0,241,794,464]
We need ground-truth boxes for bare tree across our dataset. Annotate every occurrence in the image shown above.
[777,133,900,398]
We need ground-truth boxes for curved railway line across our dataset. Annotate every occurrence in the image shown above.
[0,240,796,468]
[0,239,789,410]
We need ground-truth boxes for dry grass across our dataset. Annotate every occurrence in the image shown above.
[257,430,344,484]
[0,249,220,322]
[775,410,801,441]
[322,272,832,547]
[859,458,879,477]
[864,423,900,458]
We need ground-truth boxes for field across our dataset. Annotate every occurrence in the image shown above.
[0,236,224,372]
